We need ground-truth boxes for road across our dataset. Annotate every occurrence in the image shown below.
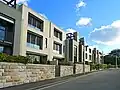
[36,69,120,90]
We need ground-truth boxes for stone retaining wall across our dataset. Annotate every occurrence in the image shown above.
[0,62,91,88]
[0,62,55,88]
[75,64,83,74]
[85,65,90,72]
[60,65,73,77]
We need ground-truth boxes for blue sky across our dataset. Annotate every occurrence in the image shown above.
[17,0,120,54]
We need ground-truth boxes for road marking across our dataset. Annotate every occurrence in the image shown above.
[37,80,71,90]
[26,72,97,90]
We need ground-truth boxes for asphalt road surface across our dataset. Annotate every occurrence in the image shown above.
[36,69,120,90]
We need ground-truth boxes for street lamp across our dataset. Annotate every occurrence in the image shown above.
[114,50,118,69]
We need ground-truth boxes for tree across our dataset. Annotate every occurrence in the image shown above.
[104,49,120,65]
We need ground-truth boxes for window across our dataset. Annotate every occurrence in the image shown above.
[27,32,43,49]
[36,37,41,46]
[86,53,87,59]
[54,28,62,40]
[45,38,47,48]
[0,46,3,53]
[86,46,87,51]
[74,45,77,56]
[0,25,5,40]
[89,55,92,60]
[28,13,44,31]
[53,42,62,54]
[89,49,91,53]
[63,45,65,53]
[31,34,36,44]
[27,33,30,43]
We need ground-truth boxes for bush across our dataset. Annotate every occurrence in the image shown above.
[90,64,96,70]
[102,64,108,69]
[0,53,30,64]
[90,64,108,70]
[0,53,8,62]
[107,64,116,68]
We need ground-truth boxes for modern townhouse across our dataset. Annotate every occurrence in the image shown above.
[65,32,79,63]
[49,23,66,64]
[0,0,22,55]
[18,4,51,63]
[79,38,84,63]
[79,38,93,64]
[85,46,92,64]
[92,48,103,64]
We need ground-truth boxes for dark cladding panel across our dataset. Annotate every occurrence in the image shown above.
[69,39,73,61]
[73,32,78,41]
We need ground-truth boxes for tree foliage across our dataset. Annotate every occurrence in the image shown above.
[104,49,120,65]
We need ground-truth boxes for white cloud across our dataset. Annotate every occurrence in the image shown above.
[39,13,48,20]
[16,0,30,6]
[66,28,76,33]
[89,45,99,50]
[76,17,92,27]
[76,1,86,11]
[89,20,120,46]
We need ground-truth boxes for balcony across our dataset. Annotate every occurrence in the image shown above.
[27,43,40,50]
[28,24,42,32]
[28,13,44,32]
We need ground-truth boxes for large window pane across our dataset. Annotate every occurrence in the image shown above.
[27,32,43,50]
[28,13,44,32]
[54,28,62,40]
[0,30,5,40]
[53,42,62,54]
[27,33,30,43]
[86,53,87,59]
[31,34,36,44]
[0,25,5,40]
[0,46,3,53]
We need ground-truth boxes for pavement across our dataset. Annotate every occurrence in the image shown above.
[1,69,120,90]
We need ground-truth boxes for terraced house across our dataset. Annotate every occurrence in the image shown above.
[0,0,103,64]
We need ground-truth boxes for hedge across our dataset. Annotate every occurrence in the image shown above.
[0,53,30,64]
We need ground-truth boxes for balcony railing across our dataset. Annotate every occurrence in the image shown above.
[27,43,40,50]
[28,24,42,32]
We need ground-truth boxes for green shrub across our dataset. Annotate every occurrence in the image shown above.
[0,53,8,62]
[102,64,108,69]
[90,64,108,70]
[0,53,30,64]
[107,64,116,68]
[15,55,30,64]
[90,64,96,70]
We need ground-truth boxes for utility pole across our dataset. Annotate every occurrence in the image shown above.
[102,51,104,64]
[83,45,85,74]
[115,50,118,69]
[115,55,118,69]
